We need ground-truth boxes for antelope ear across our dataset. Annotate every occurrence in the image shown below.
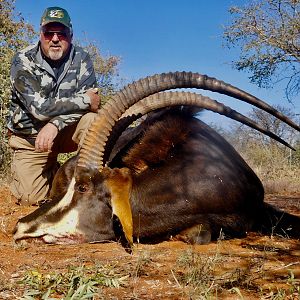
[103,167,133,248]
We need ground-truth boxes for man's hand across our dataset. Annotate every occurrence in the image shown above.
[86,88,100,112]
[35,123,58,152]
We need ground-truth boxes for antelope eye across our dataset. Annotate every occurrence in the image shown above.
[77,184,89,193]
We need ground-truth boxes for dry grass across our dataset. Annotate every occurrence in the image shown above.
[237,144,300,194]
[2,240,299,299]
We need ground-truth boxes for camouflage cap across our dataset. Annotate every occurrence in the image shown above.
[40,7,72,28]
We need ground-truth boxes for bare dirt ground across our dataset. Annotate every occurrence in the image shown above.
[0,185,299,299]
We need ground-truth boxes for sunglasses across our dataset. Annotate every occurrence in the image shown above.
[42,29,70,40]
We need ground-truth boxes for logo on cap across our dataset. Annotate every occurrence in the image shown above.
[40,6,72,29]
[48,9,65,19]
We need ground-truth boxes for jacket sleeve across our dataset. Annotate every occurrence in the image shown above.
[10,50,97,131]
[49,52,98,130]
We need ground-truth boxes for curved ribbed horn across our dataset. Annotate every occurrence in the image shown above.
[78,72,300,172]
[121,91,294,150]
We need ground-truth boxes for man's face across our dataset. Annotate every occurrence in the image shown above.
[40,23,72,61]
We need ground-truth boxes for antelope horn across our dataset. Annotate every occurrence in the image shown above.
[107,91,294,163]
[77,72,300,172]
[121,91,295,150]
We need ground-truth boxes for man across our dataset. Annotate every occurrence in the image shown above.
[7,7,100,205]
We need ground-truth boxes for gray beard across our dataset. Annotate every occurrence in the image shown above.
[48,48,63,60]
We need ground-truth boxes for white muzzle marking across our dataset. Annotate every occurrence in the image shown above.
[14,177,83,242]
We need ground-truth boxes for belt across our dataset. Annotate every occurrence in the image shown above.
[8,130,37,146]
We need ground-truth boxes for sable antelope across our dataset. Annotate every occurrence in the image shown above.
[13,72,300,248]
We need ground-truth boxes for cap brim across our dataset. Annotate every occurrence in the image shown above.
[41,20,71,28]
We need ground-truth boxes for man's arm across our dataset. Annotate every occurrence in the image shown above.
[11,49,100,151]
[11,51,98,125]
[35,88,99,152]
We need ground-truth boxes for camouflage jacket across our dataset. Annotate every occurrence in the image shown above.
[7,42,97,135]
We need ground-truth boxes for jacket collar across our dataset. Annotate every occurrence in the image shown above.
[25,42,75,77]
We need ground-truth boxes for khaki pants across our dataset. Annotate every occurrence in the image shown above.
[9,113,96,205]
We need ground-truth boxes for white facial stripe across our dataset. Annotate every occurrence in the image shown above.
[48,176,76,214]
[32,209,80,237]
[14,177,77,241]
[15,208,81,241]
